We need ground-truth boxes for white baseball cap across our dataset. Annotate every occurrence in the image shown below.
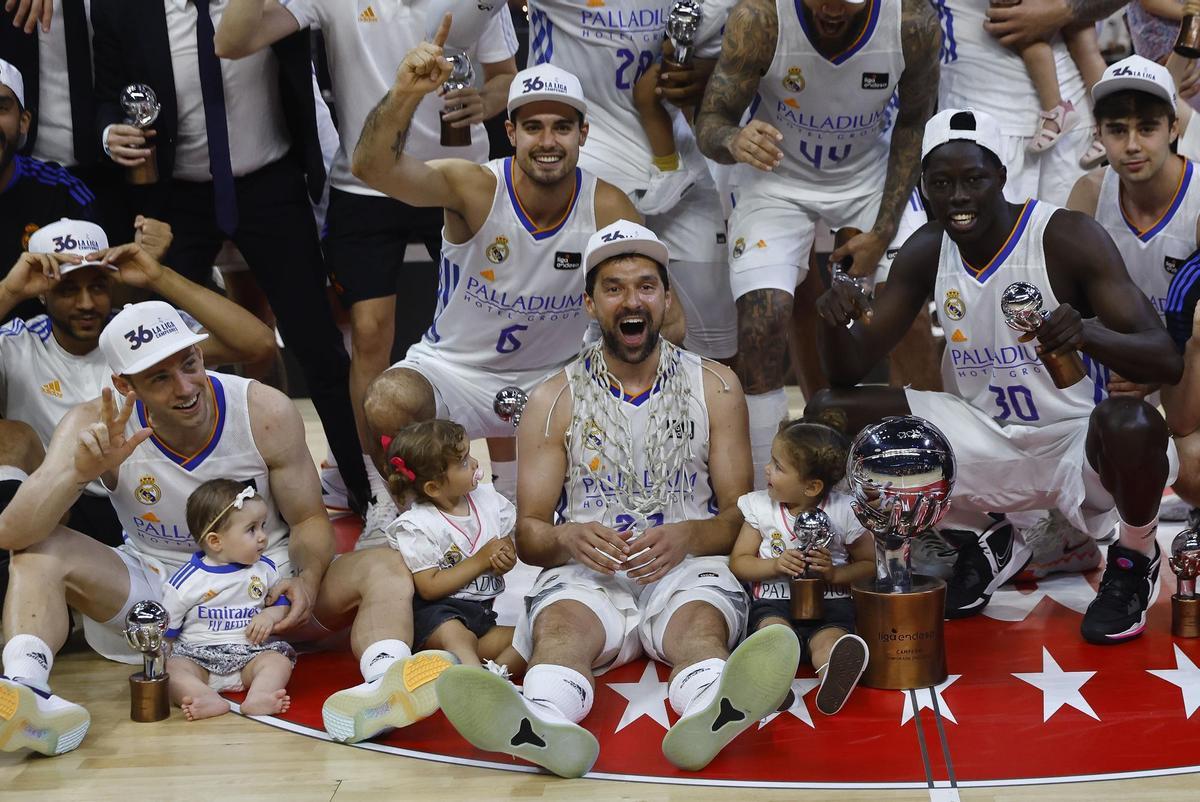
[507,64,587,118]
[100,301,208,376]
[0,59,24,108]
[584,220,670,275]
[1092,54,1177,112]
[28,219,116,275]
[921,108,1004,164]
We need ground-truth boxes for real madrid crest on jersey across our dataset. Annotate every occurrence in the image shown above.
[783,67,805,93]
[486,235,510,264]
[248,575,266,600]
[439,545,466,570]
[732,237,746,259]
[769,531,786,557]
[136,475,161,505]
[943,289,966,321]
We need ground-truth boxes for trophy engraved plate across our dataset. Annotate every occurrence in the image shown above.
[790,508,832,621]
[1170,528,1200,638]
[124,600,171,722]
[120,84,161,186]
[848,416,954,689]
[1001,281,1087,389]
[493,385,529,429]
[440,49,475,148]
[665,0,703,67]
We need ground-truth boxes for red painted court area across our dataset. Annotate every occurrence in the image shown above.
[233,520,1200,789]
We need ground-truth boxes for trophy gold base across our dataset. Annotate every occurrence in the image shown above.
[790,578,825,621]
[440,116,472,148]
[125,145,158,185]
[129,672,170,722]
[852,575,947,690]
[1176,15,1200,59]
[1043,350,1086,389]
[1173,595,1200,638]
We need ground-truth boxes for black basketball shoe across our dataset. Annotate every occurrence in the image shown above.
[1081,543,1161,645]
[944,515,1032,619]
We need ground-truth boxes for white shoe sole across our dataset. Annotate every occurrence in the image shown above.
[321,651,454,743]
[0,681,90,755]
[816,634,868,716]
[661,625,800,771]
[437,666,599,778]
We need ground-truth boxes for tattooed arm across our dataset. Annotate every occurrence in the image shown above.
[694,0,779,168]
[829,0,940,277]
[350,16,492,219]
[984,0,1130,49]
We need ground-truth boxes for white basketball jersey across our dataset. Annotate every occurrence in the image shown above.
[1095,158,1200,321]
[933,0,1090,135]
[162,554,284,647]
[736,489,864,601]
[0,316,113,496]
[526,0,733,193]
[386,484,515,602]
[559,349,715,529]
[108,372,289,573]
[937,200,1107,427]
[425,158,597,371]
[748,0,903,195]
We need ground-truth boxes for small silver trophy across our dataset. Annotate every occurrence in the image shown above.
[440,48,476,147]
[1170,528,1200,637]
[120,84,161,185]
[790,507,833,620]
[1000,281,1086,389]
[124,600,171,722]
[494,385,529,429]
[665,0,703,66]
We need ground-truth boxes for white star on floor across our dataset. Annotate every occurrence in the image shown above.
[1148,645,1200,718]
[607,661,670,732]
[899,675,961,725]
[984,573,1096,622]
[1013,647,1098,722]
[758,678,820,730]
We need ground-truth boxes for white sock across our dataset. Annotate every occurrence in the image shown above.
[0,466,29,483]
[359,639,412,683]
[1117,516,1159,557]
[522,664,593,724]
[668,657,725,716]
[2,634,53,692]
[746,390,788,490]
[364,455,391,506]
[491,459,518,504]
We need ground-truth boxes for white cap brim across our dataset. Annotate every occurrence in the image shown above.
[585,238,670,274]
[1092,76,1176,111]
[59,260,118,276]
[119,331,209,376]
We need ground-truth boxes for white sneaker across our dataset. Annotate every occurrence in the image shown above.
[661,625,800,771]
[1015,511,1101,581]
[437,665,599,779]
[483,659,512,681]
[320,462,351,513]
[0,677,90,756]
[356,496,399,550]
[321,651,455,743]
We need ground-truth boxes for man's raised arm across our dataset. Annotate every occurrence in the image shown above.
[214,0,303,60]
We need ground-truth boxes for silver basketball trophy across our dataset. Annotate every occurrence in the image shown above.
[493,385,529,429]
[120,84,161,185]
[665,0,703,66]
[848,416,955,689]
[440,49,475,148]
[1170,528,1200,638]
[1001,281,1086,389]
[124,600,171,722]
[790,508,834,620]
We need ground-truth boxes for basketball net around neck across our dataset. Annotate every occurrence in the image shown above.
[567,338,694,530]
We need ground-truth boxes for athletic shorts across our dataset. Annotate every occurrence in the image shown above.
[905,389,1181,539]
[391,339,564,439]
[998,127,1091,210]
[727,173,886,299]
[324,188,443,306]
[511,556,748,673]
[878,189,929,284]
[413,596,499,648]
[748,596,855,664]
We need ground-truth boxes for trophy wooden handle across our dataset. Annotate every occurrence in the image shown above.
[440,114,472,148]
[790,578,825,621]
[1173,595,1200,638]
[1176,7,1200,58]
[129,672,170,722]
[1042,349,1086,389]
[124,144,159,185]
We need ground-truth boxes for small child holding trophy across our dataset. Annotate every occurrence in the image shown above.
[729,413,874,715]
[162,479,296,720]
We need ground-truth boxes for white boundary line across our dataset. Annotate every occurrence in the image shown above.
[231,704,1200,791]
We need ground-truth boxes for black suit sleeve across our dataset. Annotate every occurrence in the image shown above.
[90,0,126,140]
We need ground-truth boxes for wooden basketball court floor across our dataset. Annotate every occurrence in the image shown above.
[1,396,1197,801]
